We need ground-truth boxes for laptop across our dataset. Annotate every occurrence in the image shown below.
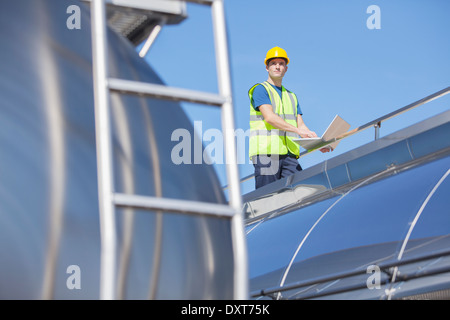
[292,115,350,151]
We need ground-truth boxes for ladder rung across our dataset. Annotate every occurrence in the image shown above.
[113,193,236,218]
[108,78,227,107]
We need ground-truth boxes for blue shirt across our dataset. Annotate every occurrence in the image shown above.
[250,83,302,115]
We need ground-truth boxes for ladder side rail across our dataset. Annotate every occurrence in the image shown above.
[211,0,248,299]
[90,0,117,300]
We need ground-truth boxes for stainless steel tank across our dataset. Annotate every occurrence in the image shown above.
[0,0,234,299]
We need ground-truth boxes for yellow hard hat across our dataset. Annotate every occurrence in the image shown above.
[264,46,290,66]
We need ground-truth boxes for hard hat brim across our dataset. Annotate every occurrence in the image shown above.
[265,57,289,66]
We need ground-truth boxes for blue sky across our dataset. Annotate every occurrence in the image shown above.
[139,0,450,195]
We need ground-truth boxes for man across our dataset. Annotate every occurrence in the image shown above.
[249,46,330,189]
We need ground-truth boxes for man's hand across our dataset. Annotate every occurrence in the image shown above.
[319,146,333,153]
[297,128,317,138]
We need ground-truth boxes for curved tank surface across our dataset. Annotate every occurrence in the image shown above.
[245,111,450,300]
[0,1,234,299]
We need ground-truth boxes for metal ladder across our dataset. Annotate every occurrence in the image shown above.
[90,0,247,299]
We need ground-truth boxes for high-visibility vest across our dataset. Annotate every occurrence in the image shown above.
[248,81,300,160]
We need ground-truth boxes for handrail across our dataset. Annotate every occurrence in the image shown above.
[231,86,450,189]
[317,86,450,153]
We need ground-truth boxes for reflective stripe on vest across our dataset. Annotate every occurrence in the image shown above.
[248,81,300,159]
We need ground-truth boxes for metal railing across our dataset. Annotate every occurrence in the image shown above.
[251,247,450,300]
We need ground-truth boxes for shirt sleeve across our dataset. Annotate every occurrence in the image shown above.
[250,84,271,112]
[297,101,302,115]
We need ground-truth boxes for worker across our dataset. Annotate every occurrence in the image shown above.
[249,46,331,189]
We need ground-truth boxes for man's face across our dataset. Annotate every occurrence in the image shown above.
[266,58,288,79]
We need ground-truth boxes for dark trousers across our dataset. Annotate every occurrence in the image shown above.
[253,154,302,189]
